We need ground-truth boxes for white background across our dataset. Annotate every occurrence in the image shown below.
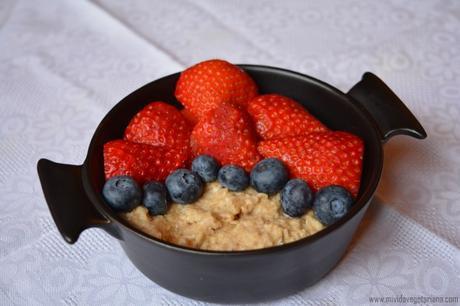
[0,0,459,305]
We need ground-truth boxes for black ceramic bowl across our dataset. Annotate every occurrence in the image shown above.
[37,65,426,304]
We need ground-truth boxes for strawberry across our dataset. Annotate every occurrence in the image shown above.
[247,94,328,140]
[175,59,258,121]
[124,102,191,150]
[190,103,261,172]
[258,131,363,197]
[104,140,188,183]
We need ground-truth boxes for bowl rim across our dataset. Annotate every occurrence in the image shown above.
[82,64,384,256]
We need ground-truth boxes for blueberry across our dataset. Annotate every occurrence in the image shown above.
[250,158,288,195]
[191,155,219,182]
[313,185,353,225]
[165,169,203,204]
[218,165,249,191]
[280,179,313,217]
[143,181,168,215]
[102,176,142,212]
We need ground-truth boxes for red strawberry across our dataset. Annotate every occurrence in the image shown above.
[258,131,363,197]
[124,102,191,150]
[175,59,258,121]
[190,103,261,172]
[104,140,188,183]
[247,94,328,140]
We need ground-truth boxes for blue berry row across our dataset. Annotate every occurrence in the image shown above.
[102,155,354,225]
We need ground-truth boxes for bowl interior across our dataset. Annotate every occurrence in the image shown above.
[84,65,382,250]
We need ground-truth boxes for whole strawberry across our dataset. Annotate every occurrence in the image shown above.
[175,59,258,121]
[124,101,191,150]
[258,131,363,197]
[247,94,327,140]
[104,140,189,184]
[190,103,261,172]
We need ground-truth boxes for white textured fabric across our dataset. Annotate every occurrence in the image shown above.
[1,0,459,305]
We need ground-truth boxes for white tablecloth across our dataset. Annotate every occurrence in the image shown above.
[1,1,459,305]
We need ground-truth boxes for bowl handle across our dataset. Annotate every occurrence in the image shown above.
[37,159,119,244]
[347,72,427,143]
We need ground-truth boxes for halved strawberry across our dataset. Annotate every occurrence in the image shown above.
[190,103,261,172]
[258,131,364,196]
[104,140,188,184]
[175,59,258,121]
[124,101,191,150]
[247,94,328,140]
